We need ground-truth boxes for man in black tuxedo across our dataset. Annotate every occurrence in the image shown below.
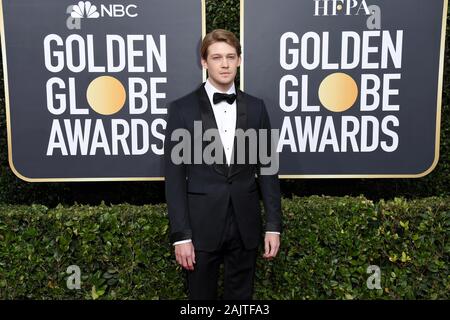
[164,29,282,300]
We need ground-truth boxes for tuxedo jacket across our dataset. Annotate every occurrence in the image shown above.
[164,83,282,252]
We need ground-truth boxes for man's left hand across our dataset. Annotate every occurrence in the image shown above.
[263,233,280,260]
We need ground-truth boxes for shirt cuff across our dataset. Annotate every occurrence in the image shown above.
[173,239,192,246]
[266,231,280,235]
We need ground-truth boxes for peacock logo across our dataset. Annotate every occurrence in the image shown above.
[71,1,100,19]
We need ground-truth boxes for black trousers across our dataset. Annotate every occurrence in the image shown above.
[186,200,258,300]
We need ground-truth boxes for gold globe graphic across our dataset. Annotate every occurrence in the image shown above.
[318,73,358,112]
[86,76,126,115]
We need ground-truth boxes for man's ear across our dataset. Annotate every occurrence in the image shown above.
[201,58,207,69]
[237,56,242,67]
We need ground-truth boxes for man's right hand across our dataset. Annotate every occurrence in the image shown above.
[174,242,196,271]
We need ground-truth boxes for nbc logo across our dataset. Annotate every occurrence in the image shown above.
[69,1,138,19]
[71,1,99,19]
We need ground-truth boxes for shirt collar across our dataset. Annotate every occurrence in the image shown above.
[204,78,236,105]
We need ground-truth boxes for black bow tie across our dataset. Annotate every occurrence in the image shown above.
[213,92,237,105]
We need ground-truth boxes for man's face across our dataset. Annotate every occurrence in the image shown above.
[201,41,241,91]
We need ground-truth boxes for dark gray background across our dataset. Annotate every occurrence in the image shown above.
[244,0,444,176]
[3,0,203,179]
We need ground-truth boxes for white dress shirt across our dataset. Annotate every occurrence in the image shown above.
[204,78,237,166]
[173,79,279,246]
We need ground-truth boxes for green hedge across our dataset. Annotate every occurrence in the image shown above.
[1,196,448,299]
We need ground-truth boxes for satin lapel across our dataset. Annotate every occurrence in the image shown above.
[228,89,248,178]
[196,84,229,177]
